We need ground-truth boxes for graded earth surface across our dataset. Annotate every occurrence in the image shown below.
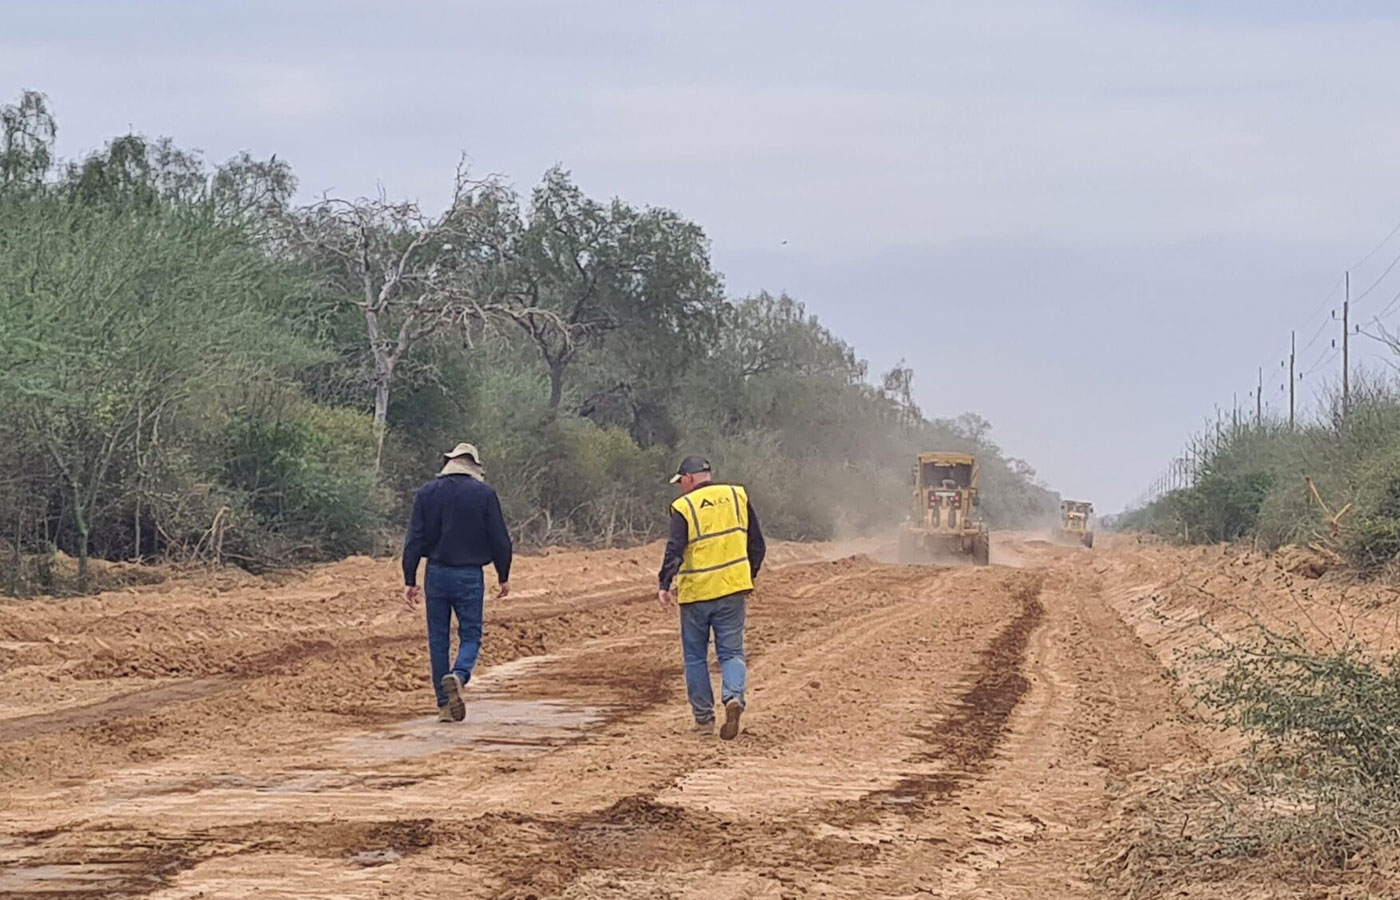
[3,534,1387,898]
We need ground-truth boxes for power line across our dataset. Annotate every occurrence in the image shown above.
[1352,217,1400,271]
[1350,246,1400,306]
[1299,331,1339,375]
[1297,339,1341,382]
[1297,314,1333,359]
[1136,215,1400,506]
[1309,346,1341,377]
[1300,304,1347,369]
[1297,273,1346,332]
[1369,284,1400,324]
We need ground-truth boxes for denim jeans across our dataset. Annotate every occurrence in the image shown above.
[425,563,484,707]
[679,593,747,724]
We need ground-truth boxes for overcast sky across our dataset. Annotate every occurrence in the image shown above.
[8,0,1400,510]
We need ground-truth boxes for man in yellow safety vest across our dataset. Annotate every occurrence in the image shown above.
[657,456,766,739]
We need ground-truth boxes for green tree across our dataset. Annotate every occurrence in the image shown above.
[505,167,723,409]
[0,89,1064,588]
[0,90,56,190]
[0,195,308,585]
[64,134,206,207]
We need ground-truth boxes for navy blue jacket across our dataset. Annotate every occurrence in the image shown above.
[402,475,513,587]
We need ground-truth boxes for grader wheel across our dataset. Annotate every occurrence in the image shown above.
[973,531,991,566]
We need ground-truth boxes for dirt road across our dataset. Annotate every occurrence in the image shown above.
[0,536,1219,898]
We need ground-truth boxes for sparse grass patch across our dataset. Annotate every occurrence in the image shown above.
[1103,622,1400,896]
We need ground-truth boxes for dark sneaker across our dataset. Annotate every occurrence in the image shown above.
[441,673,466,722]
[719,699,743,740]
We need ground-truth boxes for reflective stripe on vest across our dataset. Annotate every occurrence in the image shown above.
[671,483,753,604]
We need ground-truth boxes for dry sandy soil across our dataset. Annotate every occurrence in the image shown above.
[0,534,1393,898]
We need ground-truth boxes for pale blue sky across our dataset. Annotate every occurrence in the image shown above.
[7,0,1400,510]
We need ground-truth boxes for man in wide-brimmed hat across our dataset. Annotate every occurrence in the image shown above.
[402,442,513,722]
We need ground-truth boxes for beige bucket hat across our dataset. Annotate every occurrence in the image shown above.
[438,442,485,479]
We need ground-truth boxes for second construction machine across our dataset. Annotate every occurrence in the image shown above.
[1059,499,1095,548]
[899,452,991,566]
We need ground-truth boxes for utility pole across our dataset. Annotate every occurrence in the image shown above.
[1232,393,1238,431]
[1289,330,1296,430]
[1343,271,1350,417]
[1256,367,1262,426]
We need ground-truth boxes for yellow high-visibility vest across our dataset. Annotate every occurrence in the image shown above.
[671,482,754,604]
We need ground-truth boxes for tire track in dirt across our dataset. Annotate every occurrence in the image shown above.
[468,566,1046,898]
[872,541,1208,899]
[438,565,1045,899]
[0,588,658,746]
[0,580,703,787]
[1,539,1213,899]
[3,556,1012,899]
[864,572,1045,811]
[0,676,236,744]
[0,562,803,749]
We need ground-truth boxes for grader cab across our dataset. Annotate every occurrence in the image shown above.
[898,452,990,566]
[1060,500,1095,548]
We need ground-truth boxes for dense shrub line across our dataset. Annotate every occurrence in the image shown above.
[1119,381,1400,572]
[0,91,1058,593]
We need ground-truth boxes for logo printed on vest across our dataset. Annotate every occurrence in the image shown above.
[699,498,715,508]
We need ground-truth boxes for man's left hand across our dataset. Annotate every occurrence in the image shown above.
[402,585,421,608]
[657,588,676,610]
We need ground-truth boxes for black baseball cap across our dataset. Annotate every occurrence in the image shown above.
[669,455,712,484]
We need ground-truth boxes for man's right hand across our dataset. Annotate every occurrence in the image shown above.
[497,581,510,599]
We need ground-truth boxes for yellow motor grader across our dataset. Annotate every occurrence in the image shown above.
[898,452,990,566]
[1060,499,1094,548]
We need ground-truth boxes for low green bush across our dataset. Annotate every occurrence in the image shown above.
[1121,385,1400,571]
[221,398,384,560]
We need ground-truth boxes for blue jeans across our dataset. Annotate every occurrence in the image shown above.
[679,593,747,724]
[425,563,484,707]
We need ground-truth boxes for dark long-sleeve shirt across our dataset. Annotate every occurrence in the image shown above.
[402,475,513,587]
[659,493,765,590]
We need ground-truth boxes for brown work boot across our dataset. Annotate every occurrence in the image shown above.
[440,673,466,722]
[692,719,715,736]
[437,705,454,723]
[719,699,743,740]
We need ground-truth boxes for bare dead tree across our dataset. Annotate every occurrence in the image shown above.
[292,161,567,471]
[1359,324,1400,375]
